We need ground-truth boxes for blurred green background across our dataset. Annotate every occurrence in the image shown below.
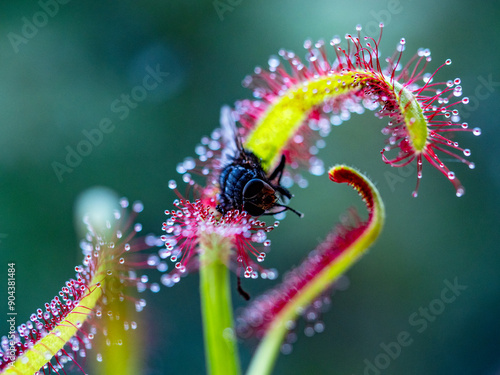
[0,0,499,374]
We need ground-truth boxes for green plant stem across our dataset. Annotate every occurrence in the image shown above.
[200,233,241,375]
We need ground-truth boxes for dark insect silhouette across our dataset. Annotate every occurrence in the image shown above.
[217,147,303,217]
[216,106,303,218]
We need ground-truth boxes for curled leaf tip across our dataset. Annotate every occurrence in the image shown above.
[241,164,385,375]
[329,165,376,214]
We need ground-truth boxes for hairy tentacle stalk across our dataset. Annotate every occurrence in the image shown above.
[4,268,105,374]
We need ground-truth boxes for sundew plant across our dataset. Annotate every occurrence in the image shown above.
[1,24,479,375]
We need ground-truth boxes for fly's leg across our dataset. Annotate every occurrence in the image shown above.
[268,154,286,183]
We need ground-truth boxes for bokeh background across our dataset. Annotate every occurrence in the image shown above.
[1,0,499,374]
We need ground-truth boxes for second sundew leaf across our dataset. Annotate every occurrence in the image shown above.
[240,165,385,375]
[3,269,105,375]
[1,196,159,375]
[239,25,478,197]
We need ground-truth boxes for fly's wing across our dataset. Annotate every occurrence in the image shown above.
[219,105,242,165]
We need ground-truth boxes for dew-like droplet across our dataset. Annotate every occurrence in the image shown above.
[157,262,168,272]
[314,321,325,333]
[150,283,160,293]
[183,157,196,170]
[159,248,172,259]
[304,326,315,337]
[268,55,280,69]
[147,255,160,267]
[267,269,278,280]
[161,274,173,287]
[168,180,177,190]
[119,198,129,208]
[132,201,144,213]
[281,343,293,355]
[176,164,186,174]
[473,127,481,136]
[423,73,432,83]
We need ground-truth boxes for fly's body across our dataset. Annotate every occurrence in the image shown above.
[216,106,302,218]
[217,149,302,217]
